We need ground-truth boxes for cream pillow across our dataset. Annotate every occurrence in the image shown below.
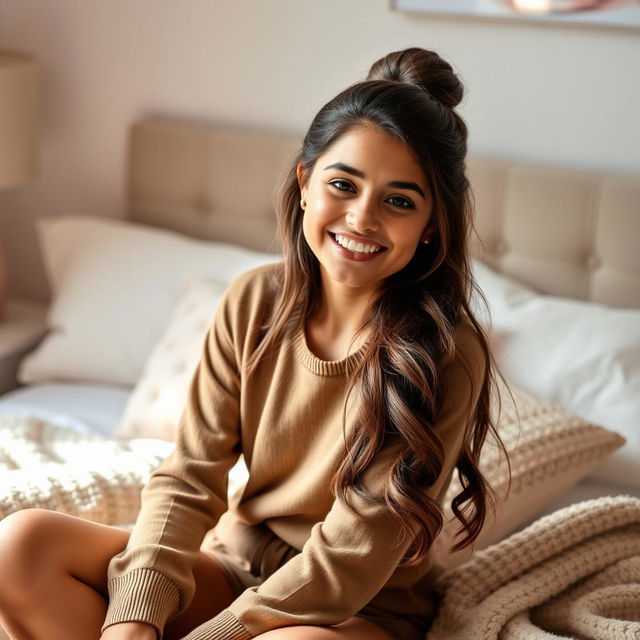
[437,377,625,571]
[116,279,226,441]
[471,259,640,488]
[19,216,279,386]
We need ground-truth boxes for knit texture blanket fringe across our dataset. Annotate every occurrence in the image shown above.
[428,495,640,640]
[0,414,173,525]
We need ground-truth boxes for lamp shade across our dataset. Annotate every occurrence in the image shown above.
[0,50,38,189]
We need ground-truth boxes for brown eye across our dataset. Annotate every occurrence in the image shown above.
[329,179,354,192]
[387,195,415,210]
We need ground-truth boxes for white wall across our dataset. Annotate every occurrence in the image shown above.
[1,0,639,302]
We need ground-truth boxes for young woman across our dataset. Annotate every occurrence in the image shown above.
[0,47,506,640]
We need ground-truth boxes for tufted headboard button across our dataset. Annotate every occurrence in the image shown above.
[586,254,602,270]
[494,239,510,255]
[194,194,214,217]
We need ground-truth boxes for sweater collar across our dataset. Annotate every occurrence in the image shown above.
[292,320,370,376]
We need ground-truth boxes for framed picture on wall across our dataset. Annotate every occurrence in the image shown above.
[391,0,640,29]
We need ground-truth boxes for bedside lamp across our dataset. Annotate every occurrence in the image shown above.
[0,50,38,319]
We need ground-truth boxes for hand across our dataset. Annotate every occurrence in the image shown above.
[100,621,158,640]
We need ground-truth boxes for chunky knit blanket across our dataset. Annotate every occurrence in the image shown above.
[0,414,173,525]
[428,495,640,640]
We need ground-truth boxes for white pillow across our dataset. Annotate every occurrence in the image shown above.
[19,216,279,386]
[471,260,640,488]
[116,279,226,442]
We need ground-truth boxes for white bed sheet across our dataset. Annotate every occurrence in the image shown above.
[0,382,131,438]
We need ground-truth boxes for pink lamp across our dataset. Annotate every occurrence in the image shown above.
[0,50,38,319]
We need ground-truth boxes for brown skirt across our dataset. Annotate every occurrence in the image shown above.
[201,527,426,640]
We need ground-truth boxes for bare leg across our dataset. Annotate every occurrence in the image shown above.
[0,509,235,640]
[253,618,395,640]
[0,509,127,639]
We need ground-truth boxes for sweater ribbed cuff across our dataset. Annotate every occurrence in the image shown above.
[101,567,180,638]
[182,609,252,640]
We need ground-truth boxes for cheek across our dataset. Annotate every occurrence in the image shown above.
[311,187,338,215]
[301,208,328,248]
[392,227,423,256]
[307,189,341,228]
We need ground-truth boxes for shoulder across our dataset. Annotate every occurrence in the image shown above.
[220,261,284,318]
[224,261,284,302]
[214,261,284,349]
[448,314,488,386]
[436,314,488,425]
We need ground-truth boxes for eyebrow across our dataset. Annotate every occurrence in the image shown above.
[323,162,426,200]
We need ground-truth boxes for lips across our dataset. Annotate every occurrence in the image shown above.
[329,232,387,251]
[327,232,388,263]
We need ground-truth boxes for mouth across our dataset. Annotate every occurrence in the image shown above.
[328,232,387,255]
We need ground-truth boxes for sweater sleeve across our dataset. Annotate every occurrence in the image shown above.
[181,321,487,640]
[101,281,244,637]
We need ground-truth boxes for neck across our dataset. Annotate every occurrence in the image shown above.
[310,270,377,345]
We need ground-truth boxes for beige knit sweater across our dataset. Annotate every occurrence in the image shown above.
[102,263,487,640]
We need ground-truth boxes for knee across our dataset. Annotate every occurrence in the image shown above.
[0,509,61,605]
[0,508,57,560]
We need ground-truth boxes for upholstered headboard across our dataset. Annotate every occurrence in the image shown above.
[128,117,640,309]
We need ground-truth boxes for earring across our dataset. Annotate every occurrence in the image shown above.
[300,199,306,210]
[423,239,430,244]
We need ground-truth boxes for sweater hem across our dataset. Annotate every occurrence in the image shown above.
[101,567,180,638]
[182,608,253,640]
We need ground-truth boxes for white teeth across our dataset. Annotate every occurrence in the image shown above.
[334,233,381,254]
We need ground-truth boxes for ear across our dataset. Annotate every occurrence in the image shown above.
[420,224,433,244]
[296,163,308,201]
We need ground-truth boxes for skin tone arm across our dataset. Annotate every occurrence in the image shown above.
[100,621,158,640]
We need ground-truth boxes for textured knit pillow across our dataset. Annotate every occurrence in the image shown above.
[115,279,226,441]
[436,377,625,571]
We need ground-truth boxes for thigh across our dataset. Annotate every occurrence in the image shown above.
[0,508,130,600]
[0,509,236,638]
[254,616,395,640]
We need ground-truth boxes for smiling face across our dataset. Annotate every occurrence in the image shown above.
[298,123,433,299]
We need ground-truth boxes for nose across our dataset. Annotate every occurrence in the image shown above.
[345,197,379,233]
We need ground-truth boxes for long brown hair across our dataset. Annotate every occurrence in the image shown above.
[247,48,509,566]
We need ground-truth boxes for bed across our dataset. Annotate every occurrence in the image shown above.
[1,117,639,639]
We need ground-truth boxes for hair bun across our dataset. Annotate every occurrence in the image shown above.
[366,47,463,109]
